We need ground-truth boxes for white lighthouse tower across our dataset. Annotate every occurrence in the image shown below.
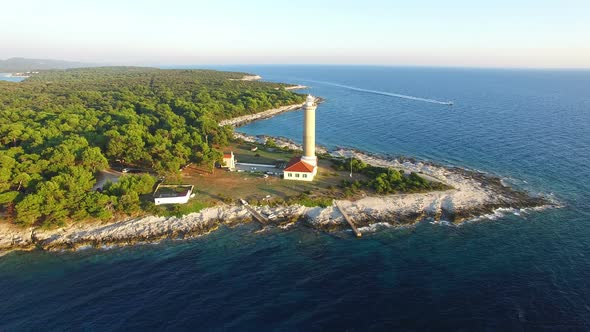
[301,94,317,167]
[283,94,318,181]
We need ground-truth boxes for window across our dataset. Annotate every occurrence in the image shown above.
[295,173,300,178]
[303,174,307,178]
[287,173,292,177]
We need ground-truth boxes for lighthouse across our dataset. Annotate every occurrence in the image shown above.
[301,94,317,167]
[283,94,318,181]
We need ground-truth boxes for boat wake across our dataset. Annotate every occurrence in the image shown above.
[301,79,454,105]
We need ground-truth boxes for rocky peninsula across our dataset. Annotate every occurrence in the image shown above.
[0,97,553,255]
[0,138,551,255]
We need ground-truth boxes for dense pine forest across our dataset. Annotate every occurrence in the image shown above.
[0,67,305,226]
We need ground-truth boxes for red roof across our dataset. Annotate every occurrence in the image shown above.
[284,157,315,173]
[223,152,233,158]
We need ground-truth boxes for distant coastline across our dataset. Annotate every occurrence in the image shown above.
[285,84,308,90]
[219,101,307,127]
[219,96,321,127]
[229,74,262,81]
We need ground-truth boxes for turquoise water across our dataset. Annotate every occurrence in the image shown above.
[0,73,26,82]
[2,66,590,330]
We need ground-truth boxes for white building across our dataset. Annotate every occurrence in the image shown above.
[283,94,318,181]
[153,184,194,205]
[222,151,236,170]
[283,157,317,181]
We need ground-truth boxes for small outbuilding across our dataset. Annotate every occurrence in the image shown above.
[222,151,236,170]
[153,184,194,205]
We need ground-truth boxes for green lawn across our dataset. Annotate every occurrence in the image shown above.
[178,141,367,206]
[228,142,294,165]
[172,140,444,208]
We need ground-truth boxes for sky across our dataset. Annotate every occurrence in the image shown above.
[2,0,590,68]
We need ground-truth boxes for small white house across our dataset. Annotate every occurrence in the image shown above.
[222,151,236,170]
[283,157,317,181]
[153,184,194,205]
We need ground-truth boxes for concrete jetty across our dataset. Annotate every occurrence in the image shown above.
[335,202,362,238]
[240,199,269,224]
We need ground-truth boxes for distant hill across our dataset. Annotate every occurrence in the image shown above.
[0,57,93,72]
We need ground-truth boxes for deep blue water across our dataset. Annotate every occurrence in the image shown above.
[2,66,590,330]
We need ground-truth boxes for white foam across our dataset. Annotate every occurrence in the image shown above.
[254,226,273,234]
[464,203,560,224]
[431,220,454,226]
[357,222,394,233]
[278,221,297,229]
[520,204,560,213]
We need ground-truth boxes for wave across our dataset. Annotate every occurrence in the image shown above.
[254,226,273,234]
[278,220,297,229]
[300,79,454,105]
[430,220,454,226]
[356,222,393,233]
[463,204,559,224]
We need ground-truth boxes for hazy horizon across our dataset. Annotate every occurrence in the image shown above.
[2,0,590,69]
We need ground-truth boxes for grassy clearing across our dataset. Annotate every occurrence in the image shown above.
[167,140,447,208]
[228,142,294,165]
[177,140,353,207]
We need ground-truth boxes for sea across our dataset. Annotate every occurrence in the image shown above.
[0,73,27,82]
[1,66,590,330]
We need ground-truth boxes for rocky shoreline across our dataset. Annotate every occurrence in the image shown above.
[219,102,306,127]
[219,97,323,128]
[0,150,552,255]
